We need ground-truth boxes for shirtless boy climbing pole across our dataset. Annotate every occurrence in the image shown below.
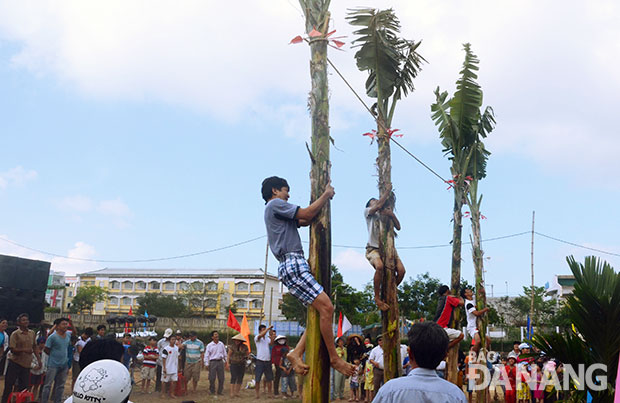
[364,184,406,311]
[261,176,356,377]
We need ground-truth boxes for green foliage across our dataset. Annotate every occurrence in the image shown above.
[347,7,424,125]
[70,285,108,313]
[431,43,495,181]
[510,285,559,326]
[397,273,442,320]
[44,307,60,313]
[299,0,330,31]
[136,293,190,318]
[530,256,620,402]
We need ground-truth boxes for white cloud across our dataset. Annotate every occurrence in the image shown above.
[0,0,618,181]
[0,235,99,275]
[0,166,37,189]
[56,195,132,228]
[333,248,373,290]
[97,198,132,228]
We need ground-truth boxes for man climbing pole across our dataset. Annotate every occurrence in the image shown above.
[364,183,406,311]
[433,285,465,351]
[261,176,356,379]
[461,287,490,354]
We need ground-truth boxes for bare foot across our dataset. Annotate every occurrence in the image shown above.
[331,356,356,376]
[375,296,389,311]
[287,349,309,375]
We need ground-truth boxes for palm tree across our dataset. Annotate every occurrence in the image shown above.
[348,7,424,382]
[431,43,494,385]
[299,1,333,401]
[530,256,620,402]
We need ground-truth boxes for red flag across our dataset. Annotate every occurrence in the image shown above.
[337,312,352,338]
[227,310,241,331]
[128,306,133,315]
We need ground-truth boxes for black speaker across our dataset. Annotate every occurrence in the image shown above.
[0,254,50,323]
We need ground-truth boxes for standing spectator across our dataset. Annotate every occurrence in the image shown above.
[2,314,40,403]
[368,336,384,398]
[279,348,297,398]
[141,337,159,393]
[271,335,289,396]
[121,333,132,369]
[349,357,362,402]
[181,331,205,394]
[228,333,249,399]
[346,334,365,364]
[95,325,106,340]
[0,318,8,376]
[29,338,47,398]
[71,328,92,388]
[160,334,179,398]
[254,324,274,399]
[372,322,466,403]
[334,336,348,400]
[41,317,70,403]
[155,328,172,392]
[204,331,227,396]
[359,336,373,400]
[363,356,374,403]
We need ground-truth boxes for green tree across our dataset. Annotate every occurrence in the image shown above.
[510,286,558,327]
[135,293,189,318]
[348,7,424,383]
[398,273,442,321]
[70,285,108,313]
[530,256,620,402]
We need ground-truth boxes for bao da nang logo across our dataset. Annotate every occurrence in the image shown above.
[467,352,608,392]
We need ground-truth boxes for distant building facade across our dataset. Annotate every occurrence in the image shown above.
[546,275,575,301]
[45,270,66,308]
[77,268,285,320]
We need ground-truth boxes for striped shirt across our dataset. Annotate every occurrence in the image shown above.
[142,347,159,367]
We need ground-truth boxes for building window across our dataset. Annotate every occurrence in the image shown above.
[251,282,264,292]
[236,282,248,292]
[206,298,217,308]
[191,281,203,291]
[178,281,189,291]
[149,281,160,290]
[251,299,262,309]
[110,281,120,290]
[135,281,146,290]
[206,282,218,291]
[68,291,73,297]
[122,281,133,290]
[109,297,119,306]
[164,281,175,291]
[121,297,131,305]
[236,300,248,308]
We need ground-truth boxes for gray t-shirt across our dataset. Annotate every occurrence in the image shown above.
[264,198,303,259]
[365,207,380,248]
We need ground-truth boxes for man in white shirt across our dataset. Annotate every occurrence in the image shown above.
[155,328,172,392]
[461,288,490,353]
[160,335,179,398]
[254,324,274,399]
[368,336,385,398]
[72,328,92,388]
[204,331,228,395]
[373,322,466,403]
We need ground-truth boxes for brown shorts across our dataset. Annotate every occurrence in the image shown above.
[141,365,156,381]
[365,247,401,265]
[184,361,201,382]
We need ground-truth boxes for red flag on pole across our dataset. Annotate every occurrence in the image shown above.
[227,310,241,331]
[337,312,352,338]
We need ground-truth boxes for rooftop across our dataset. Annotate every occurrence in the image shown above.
[79,267,276,279]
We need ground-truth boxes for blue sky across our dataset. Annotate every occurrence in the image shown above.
[0,0,618,298]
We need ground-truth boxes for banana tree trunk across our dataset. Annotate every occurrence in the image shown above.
[376,125,400,383]
[302,8,332,403]
[446,182,464,384]
[471,206,488,402]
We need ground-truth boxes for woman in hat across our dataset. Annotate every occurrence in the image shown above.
[228,333,249,398]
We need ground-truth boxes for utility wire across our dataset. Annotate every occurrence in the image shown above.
[534,232,620,257]
[0,235,267,263]
[326,57,449,184]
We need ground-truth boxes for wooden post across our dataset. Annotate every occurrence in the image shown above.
[260,241,269,322]
[530,211,535,334]
[300,1,333,401]
[446,181,465,384]
[268,287,274,326]
[376,124,400,383]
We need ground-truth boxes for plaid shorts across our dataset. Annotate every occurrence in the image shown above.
[278,252,324,306]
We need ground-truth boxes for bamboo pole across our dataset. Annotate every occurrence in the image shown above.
[260,241,269,322]
[268,287,274,326]
[530,211,535,334]
[300,1,332,401]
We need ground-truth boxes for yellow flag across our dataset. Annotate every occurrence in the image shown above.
[241,313,251,352]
